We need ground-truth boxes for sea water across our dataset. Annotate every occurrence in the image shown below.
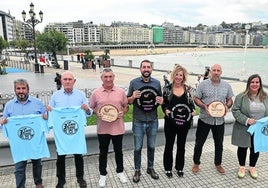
[112,49,268,83]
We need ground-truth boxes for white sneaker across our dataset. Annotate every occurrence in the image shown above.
[117,172,127,183]
[99,175,106,187]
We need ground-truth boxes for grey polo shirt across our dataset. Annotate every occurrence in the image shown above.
[127,77,162,122]
[195,78,234,125]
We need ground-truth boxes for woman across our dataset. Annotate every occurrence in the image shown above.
[161,64,195,178]
[231,74,268,179]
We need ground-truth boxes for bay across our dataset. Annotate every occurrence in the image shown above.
[112,49,268,83]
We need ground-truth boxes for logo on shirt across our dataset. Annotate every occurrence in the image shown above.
[62,120,78,135]
[18,126,34,140]
[262,125,268,136]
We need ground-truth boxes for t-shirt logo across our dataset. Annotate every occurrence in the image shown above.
[62,120,78,135]
[262,125,268,136]
[18,126,34,140]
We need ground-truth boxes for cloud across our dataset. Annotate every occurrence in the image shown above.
[1,0,268,31]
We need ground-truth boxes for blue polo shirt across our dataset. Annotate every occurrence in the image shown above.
[3,96,45,117]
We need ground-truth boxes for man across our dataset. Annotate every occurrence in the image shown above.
[89,68,129,187]
[47,71,92,188]
[127,59,163,183]
[192,64,234,174]
[0,78,48,188]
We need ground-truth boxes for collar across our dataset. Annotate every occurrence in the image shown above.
[139,76,152,83]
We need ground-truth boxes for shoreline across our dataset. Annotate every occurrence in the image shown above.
[92,47,267,56]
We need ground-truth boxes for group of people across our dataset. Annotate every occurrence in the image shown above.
[0,59,268,188]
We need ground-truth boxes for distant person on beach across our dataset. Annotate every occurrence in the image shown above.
[54,72,62,90]
[203,66,210,80]
[77,54,80,63]
[0,78,48,188]
[195,75,202,88]
[162,64,195,178]
[47,71,93,188]
[89,68,129,187]
[192,64,234,174]
[163,70,171,86]
[92,60,96,72]
[231,74,268,179]
[127,59,164,183]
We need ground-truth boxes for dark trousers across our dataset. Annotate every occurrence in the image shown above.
[237,135,259,167]
[56,154,84,183]
[98,134,124,175]
[193,119,224,166]
[15,159,42,188]
[163,120,189,171]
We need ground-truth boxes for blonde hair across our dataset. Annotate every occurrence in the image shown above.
[170,64,188,84]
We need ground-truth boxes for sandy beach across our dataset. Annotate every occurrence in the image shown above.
[92,47,267,56]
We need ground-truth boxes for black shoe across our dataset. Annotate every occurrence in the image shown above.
[133,170,141,183]
[165,171,173,178]
[147,168,159,179]
[177,170,184,177]
[77,178,87,188]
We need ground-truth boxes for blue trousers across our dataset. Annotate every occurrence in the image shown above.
[132,119,158,170]
[15,159,42,188]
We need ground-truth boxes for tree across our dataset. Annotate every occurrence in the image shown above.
[102,48,110,60]
[84,49,95,61]
[0,36,8,59]
[36,29,68,66]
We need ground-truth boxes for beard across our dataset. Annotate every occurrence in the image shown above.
[17,93,29,101]
[142,71,151,78]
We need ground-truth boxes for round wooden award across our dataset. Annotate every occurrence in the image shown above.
[208,101,226,117]
[99,104,119,122]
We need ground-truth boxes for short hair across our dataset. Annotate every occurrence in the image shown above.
[61,71,75,79]
[101,68,114,76]
[14,78,29,90]
[140,59,152,68]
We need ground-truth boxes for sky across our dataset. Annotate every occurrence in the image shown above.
[2,0,268,31]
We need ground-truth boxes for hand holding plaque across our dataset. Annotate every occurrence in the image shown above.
[99,104,119,122]
[136,86,159,111]
[207,101,226,117]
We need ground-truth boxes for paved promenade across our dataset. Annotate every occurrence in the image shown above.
[1,61,268,187]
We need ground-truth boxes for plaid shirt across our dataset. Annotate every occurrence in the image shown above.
[195,78,234,125]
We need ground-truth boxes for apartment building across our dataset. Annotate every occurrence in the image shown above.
[1,9,267,48]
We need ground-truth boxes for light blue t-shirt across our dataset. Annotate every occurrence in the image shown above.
[48,106,87,155]
[3,114,50,163]
[248,116,268,153]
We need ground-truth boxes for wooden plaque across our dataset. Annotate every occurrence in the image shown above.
[99,104,118,122]
[208,101,226,117]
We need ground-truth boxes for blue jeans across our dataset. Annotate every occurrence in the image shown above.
[15,159,42,188]
[132,119,158,170]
